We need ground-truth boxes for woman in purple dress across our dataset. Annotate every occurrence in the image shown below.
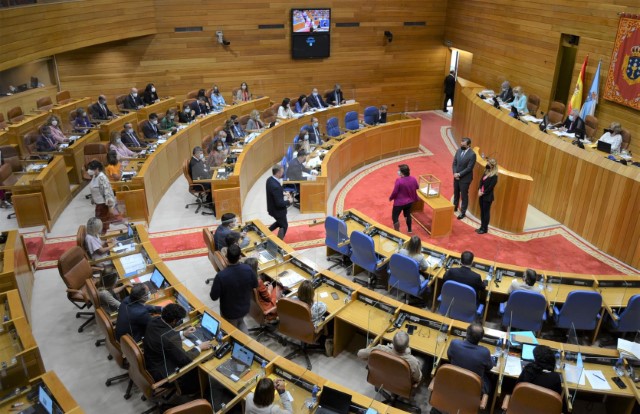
[389,164,419,233]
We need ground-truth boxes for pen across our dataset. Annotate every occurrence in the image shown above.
[593,374,606,381]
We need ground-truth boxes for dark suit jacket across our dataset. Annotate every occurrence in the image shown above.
[498,87,514,103]
[190,101,207,116]
[121,131,147,148]
[443,266,486,300]
[143,91,158,106]
[115,296,161,341]
[178,111,194,123]
[326,90,344,105]
[308,126,322,144]
[452,148,477,184]
[478,174,498,203]
[143,317,199,381]
[266,176,288,219]
[36,134,57,152]
[517,364,562,395]
[188,156,211,180]
[444,75,456,95]
[562,116,586,136]
[91,102,113,120]
[308,94,328,109]
[123,94,142,110]
[287,157,311,181]
[142,121,160,139]
[447,339,494,394]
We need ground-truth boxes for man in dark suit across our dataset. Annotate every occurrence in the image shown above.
[447,323,494,394]
[308,117,323,144]
[35,126,58,152]
[452,137,476,219]
[326,84,346,106]
[115,284,161,342]
[143,304,212,394]
[266,164,292,239]
[498,81,514,103]
[443,250,486,301]
[141,113,160,140]
[443,70,456,112]
[188,146,213,205]
[308,88,328,109]
[120,122,147,148]
[123,87,143,110]
[287,150,318,181]
[91,95,114,120]
[561,109,586,138]
[179,105,195,123]
[190,97,208,117]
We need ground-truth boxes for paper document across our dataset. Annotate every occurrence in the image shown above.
[131,273,152,284]
[510,331,538,345]
[420,187,438,196]
[120,253,147,275]
[156,138,167,144]
[426,255,443,268]
[564,363,586,385]
[319,292,329,298]
[522,115,542,123]
[504,355,522,376]
[112,243,135,253]
[585,370,612,390]
[617,338,640,359]
[278,270,306,288]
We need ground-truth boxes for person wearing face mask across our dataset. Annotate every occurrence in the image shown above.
[190,96,209,117]
[326,83,346,106]
[560,109,586,137]
[45,115,68,143]
[142,83,159,105]
[115,284,161,342]
[308,87,328,109]
[477,158,498,234]
[159,109,178,132]
[597,122,624,153]
[214,213,250,251]
[141,113,161,139]
[229,114,245,139]
[389,164,419,233]
[452,137,477,219]
[143,304,212,395]
[307,117,322,144]
[266,164,292,239]
[179,104,196,123]
[277,98,295,120]
[120,122,147,148]
[87,160,120,233]
[295,94,310,113]
[36,126,58,152]
[510,86,528,115]
[207,138,228,168]
[109,133,138,159]
[91,95,114,120]
[188,146,214,207]
[498,81,514,103]
[124,87,144,110]
[245,109,265,132]
[235,82,251,104]
[293,136,310,157]
[72,107,92,134]
[210,85,227,111]
[378,105,388,124]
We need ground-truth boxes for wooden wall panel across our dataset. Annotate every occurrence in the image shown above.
[53,0,449,113]
[445,0,640,155]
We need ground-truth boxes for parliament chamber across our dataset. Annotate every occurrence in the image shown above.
[1,1,640,413]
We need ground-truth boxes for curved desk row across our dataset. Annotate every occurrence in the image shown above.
[452,80,640,268]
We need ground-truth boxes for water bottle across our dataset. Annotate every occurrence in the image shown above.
[555,351,562,371]
[259,360,266,378]
[614,358,625,377]
[486,266,494,282]
[311,385,319,404]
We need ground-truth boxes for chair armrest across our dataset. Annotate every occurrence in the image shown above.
[480,393,488,410]
[263,305,277,315]
[427,378,435,392]
[501,394,511,411]
[476,304,485,315]
[192,179,212,185]
[336,240,350,248]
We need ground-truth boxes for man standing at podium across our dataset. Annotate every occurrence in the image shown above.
[452,137,476,220]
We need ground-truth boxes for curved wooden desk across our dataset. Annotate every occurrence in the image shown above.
[452,81,640,268]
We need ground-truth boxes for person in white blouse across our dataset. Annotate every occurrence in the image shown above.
[276,98,295,120]
[597,122,623,153]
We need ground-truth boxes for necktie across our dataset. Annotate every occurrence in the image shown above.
[314,128,319,140]
[317,96,321,106]
[131,133,139,146]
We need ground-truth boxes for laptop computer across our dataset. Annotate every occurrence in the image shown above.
[316,386,352,414]
[116,223,135,242]
[187,311,220,343]
[19,386,61,414]
[258,239,278,263]
[216,342,254,382]
[596,140,612,154]
[145,268,165,293]
[175,292,193,312]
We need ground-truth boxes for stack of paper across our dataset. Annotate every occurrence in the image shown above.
[564,363,586,385]
[505,355,523,376]
[617,338,640,359]
[420,187,438,196]
[278,271,306,288]
[120,253,147,275]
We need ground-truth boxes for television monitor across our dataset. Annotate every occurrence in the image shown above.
[292,34,330,59]
[292,8,331,33]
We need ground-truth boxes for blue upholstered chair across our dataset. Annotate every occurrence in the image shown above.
[500,290,547,332]
[349,231,386,286]
[388,253,429,303]
[553,291,602,331]
[438,280,484,323]
[363,106,380,125]
[326,117,341,137]
[324,216,351,271]
[344,111,359,131]
[610,294,640,333]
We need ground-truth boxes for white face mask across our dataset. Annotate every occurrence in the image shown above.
[132,93,138,98]
[568,115,574,121]
[216,146,223,151]
[81,112,86,117]
[185,109,190,113]
[126,128,133,134]
[51,120,58,126]
[88,170,95,176]
[312,92,318,97]
[151,120,158,125]
[313,122,318,128]
[198,153,204,160]
[221,138,226,143]
[169,115,175,120]
[304,135,309,141]
[116,138,122,144]
[241,85,246,90]
[397,171,402,177]
[151,87,156,93]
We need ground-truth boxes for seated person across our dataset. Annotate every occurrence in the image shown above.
[510,86,528,114]
[379,105,388,124]
[123,87,144,110]
[105,151,122,182]
[210,85,227,111]
[115,284,161,342]
[72,107,92,133]
[447,323,494,394]
[228,115,246,140]
[398,235,428,279]
[598,122,623,153]
[498,81,514,103]
[245,109,264,132]
[292,140,309,159]
[218,231,246,258]
[196,88,212,110]
[142,83,159,105]
[326,84,346,106]
[297,280,327,327]
[206,138,228,168]
[84,216,113,262]
[190,96,209,117]
[36,126,59,152]
[214,213,250,250]
[159,109,178,132]
[235,82,251,103]
[91,95,114,120]
[508,268,538,294]
[516,344,562,395]
[45,115,68,143]
[357,330,423,386]
[179,105,196,123]
[245,378,292,414]
[141,113,161,140]
[561,109,586,137]
[120,122,147,148]
[295,94,310,113]
[287,150,318,181]
[188,146,213,203]
[245,257,281,320]
[308,117,322,144]
[308,88,328,109]
[143,304,212,395]
[443,250,486,301]
[277,98,295,120]
[110,134,138,159]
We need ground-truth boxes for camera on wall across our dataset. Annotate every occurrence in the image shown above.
[216,31,230,46]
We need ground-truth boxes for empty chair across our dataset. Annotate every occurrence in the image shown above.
[585,115,598,141]
[429,364,488,414]
[553,290,602,341]
[366,349,421,413]
[621,128,631,150]
[344,111,359,130]
[56,90,72,104]
[500,290,547,332]
[363,106,380,125]
[163,399,212,414]
[36,96,54,111]
[547,101,565,125]
[527,94,540,117]
[609,294,640,333]
[276,298,324,370]
[0,145,21,172]
[438,280,484,322]
[388,254,429,303]
[57,246,96,332]
[326,117,341,137]
[350,231,387,287]
[115,95,128,113]
[324,216,351,271]
[7,106,24,123]
[95,308,132,391]
[0,163,17,218]
[501,382,562,414]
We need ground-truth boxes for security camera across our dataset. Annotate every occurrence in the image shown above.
[384,31,393,43]
[216,31,230,46]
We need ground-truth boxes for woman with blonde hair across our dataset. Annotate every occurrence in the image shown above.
[245,109,264,132]
[477,158,498,234]
[597,122,623,153]
[511,86,528,114]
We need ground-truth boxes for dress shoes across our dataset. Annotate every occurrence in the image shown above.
[457,214,465,220]
[477,229,487,234]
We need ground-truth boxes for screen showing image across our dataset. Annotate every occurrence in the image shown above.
[292,8,330,33]
[38,386,54,414]
[150,268,165,289]
[201,311,220,337]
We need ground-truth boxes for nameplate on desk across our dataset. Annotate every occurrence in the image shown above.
[343,212,368,227]
[274,367,314,392]
[498,268,523,278]
[323,277,351,295]
[358,295,396,314]
[243,223,264,238]
[290,258,317,277]
[409,314,449,331]
[546,276,593,287]
[598,280,640,288]
[472,263,490,272]
[451,328,500,345]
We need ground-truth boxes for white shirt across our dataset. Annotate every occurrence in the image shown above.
[277,106,295,120]
[598,132,622,153]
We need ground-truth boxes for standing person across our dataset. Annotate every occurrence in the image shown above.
[209,244,258,333]
[389,164,419,233]
[266,164,292,239]
[452,137,477,219]
[87,160,120,234]
[477,158,498,234]
[443,70,456,112]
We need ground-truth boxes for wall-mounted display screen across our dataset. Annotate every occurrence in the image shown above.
[292,9,331,33]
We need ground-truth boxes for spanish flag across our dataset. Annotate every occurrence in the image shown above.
[568,55,588,114]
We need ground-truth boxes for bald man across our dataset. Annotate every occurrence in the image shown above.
[357,330,423,385]
[561,109,586,137]
[123,87,144,110]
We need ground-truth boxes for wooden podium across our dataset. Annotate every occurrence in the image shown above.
[410,175,454,237]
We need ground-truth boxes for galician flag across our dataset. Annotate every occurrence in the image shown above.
[568,55,588,114]
[580,60,602,119]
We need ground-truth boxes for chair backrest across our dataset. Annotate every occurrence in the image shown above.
[344,111,359,130]
[186,90,199,99]
[349,231,378,273]
[547,101,565,124]
[23,130,41,156]
[388,253,423,298]
[363,106,379,125]
[0,113,7,129]
[202,229,218,271]
[527,94,540,116]
[506,382,562,414]
[36,96,54,111]
[7,106,24,123]
[120,334,157,398]
[286,146,293,162]
[182,99,196,112]
[231,88,240,100]
[584,115,598,141]
[556,290,602,330]
[95,307,126,369]
[115,95,128,112]
[430,364,483,414]
[201,135,213,154]
[366,349,413,398]
[621,128,631,150]
[438,280,478,322]
[261,108,276,124]
[0,163,17,187]
[324,216,350,255]
[616,294,640,332]
[502,290,547,331]
[212,251,228,272]
[238,114,250,129]
[84,278,102,310]
[326,117,340,137]
[57,246,93,290]
[163,399,213,414]
[276,298,316,344]
[83,142,109,179]
[56,90,72,104]
[182,159,197,193]
[249,288,269,326]
[0,145,21,172]
[281,157,289,180]
[299,125,313,136]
